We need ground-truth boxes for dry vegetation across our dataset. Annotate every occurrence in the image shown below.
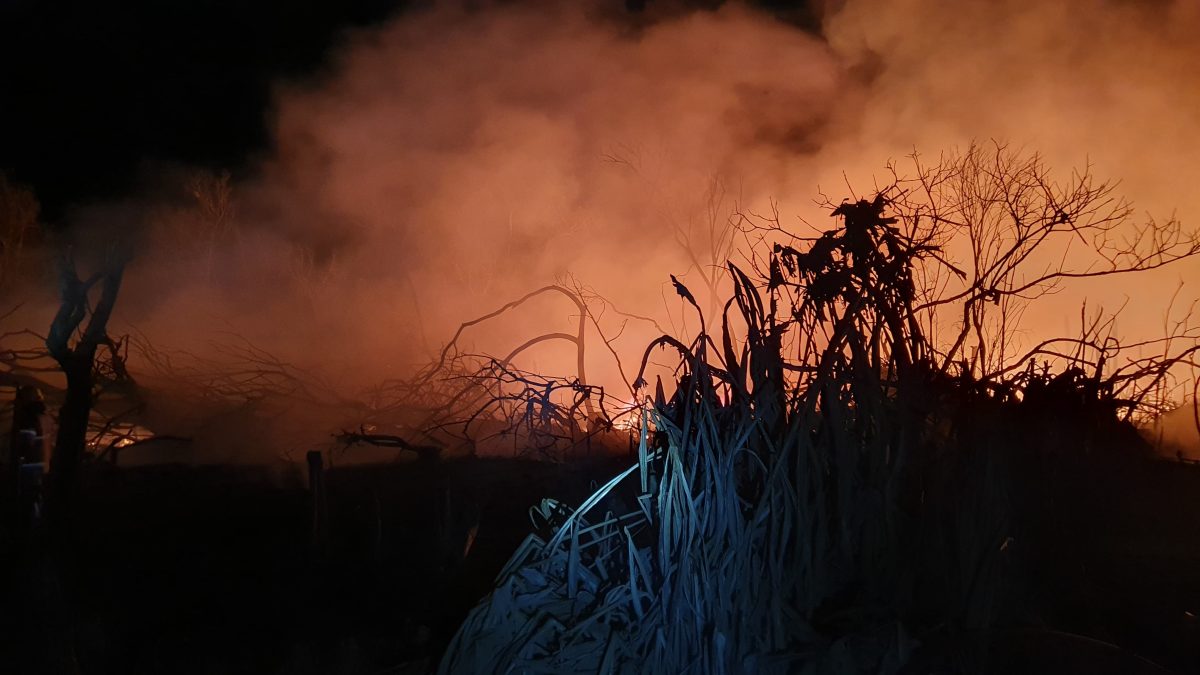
[3,146,1199,673]
[438,145,1200,674]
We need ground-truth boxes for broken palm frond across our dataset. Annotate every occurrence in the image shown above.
[439,153,1200,674]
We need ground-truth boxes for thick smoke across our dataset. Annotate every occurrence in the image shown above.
[27,0,1200,460]
[123,3,847,393]
[821,0,1200,339]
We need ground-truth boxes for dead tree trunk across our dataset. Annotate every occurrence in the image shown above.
[306,450,329,553]
[44,250,125,529]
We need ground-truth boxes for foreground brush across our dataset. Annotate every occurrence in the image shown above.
[436,146,1200,674]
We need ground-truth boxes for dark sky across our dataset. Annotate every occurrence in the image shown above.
[0,0,817,221]
[0,0,411,219]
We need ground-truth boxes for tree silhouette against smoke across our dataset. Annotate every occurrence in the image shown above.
[44,246,129,521]
[0,181,153,483]
[736,143,1200,410]
[439,145,1200,674]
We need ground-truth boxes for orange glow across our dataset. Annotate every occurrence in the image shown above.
[9,1,1195,461]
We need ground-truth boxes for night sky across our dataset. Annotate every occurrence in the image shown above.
[0,0,818,222]
[0,0,411,219]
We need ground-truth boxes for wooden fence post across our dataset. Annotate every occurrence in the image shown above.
[306,450,329,553]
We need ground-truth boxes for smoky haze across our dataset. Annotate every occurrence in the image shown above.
[19,0,1199,461]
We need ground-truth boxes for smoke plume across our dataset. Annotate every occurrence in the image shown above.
[21,0,1200,460]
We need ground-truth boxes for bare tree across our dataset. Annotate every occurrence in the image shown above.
[899,143,1199,383]
[735,141,1200,413]
[44,246,128,519]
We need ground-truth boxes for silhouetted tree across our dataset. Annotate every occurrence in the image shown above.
[44,246,127,524]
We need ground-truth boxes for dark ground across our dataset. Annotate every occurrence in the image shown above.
[1,450,1198,674]
[909,453,1200,674]
[0,455,630,674]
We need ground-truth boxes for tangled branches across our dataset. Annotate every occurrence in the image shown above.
[443,146,1200,673]
[363,283,646,460]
